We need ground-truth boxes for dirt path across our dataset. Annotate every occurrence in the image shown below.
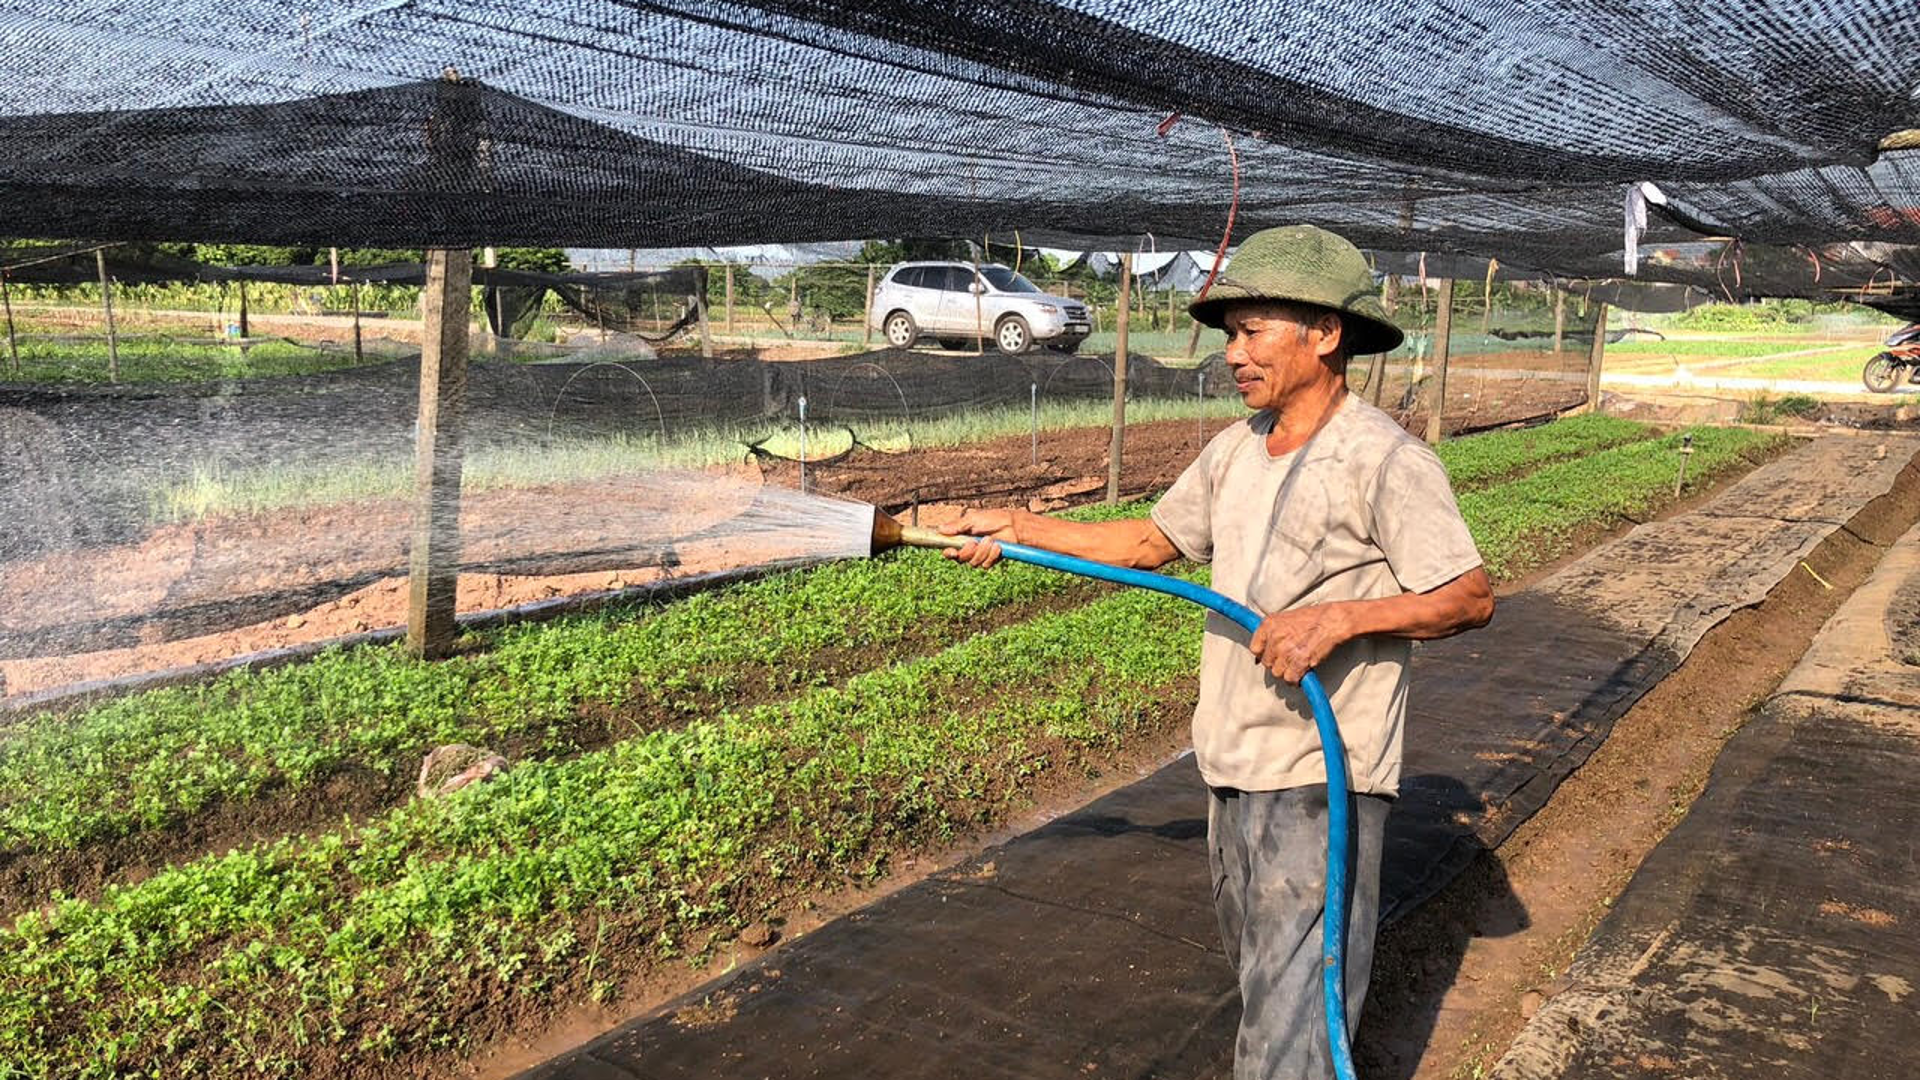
[1360,454,1920,1080]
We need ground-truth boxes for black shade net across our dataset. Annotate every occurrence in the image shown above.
[1,0,1917,295]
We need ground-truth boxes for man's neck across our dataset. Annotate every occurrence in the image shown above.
[1264,378,1348,457]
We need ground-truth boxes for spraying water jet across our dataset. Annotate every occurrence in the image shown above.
[867,502,1360,1080]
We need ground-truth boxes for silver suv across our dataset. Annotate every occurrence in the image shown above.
[870,262,1091,354]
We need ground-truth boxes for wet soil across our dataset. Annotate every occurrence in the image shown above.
[1359,456,1920,1080]
[0,415,1238,699]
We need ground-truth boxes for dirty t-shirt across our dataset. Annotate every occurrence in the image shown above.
[1150,396,1482,796]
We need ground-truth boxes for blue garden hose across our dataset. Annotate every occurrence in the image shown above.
[990,542,1358,1080]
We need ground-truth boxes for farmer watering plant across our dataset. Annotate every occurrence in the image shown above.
[940,224,1495,1079]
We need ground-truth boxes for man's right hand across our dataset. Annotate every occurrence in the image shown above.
[939,508,1024,569]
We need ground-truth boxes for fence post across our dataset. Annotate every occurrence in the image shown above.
[1584,301,1608,414]
[1425,279,1454,444]
[695,267,713,358]
[351,282,364,363]
[95,250,119,383]
[2,272,17,375]
[407,247,472,660]
[1481,258,1496,336]
[237,281,250,340]
[1107,251,1133,504]
[1552,287,1566,354]
[724,265,735,337]
[1366,350,1386,406]
[862,264,876,349]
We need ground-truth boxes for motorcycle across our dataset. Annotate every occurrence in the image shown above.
[1862,322,1920,393]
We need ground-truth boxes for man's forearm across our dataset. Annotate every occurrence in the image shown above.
[1009,511,1182,570]
[1333,568,1494,641]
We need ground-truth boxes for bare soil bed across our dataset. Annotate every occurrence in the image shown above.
[0,415,1239,699]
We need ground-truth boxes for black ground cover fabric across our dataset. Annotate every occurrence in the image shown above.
[515,438,1917,1080]
[1492,526,1920,1080]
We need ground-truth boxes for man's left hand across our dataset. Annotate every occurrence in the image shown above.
[1248,604,1352,684]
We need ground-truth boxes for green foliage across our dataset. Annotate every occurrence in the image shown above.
[0,337,371,386]
[1736,392,1823,424]
[0,582,1205,1075]
[1458,426,1785,578]
[1436,414,1650,490]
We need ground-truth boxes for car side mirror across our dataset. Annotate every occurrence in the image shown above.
[968,282,984,295]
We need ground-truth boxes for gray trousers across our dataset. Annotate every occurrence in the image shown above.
[1208,785,1391,1080]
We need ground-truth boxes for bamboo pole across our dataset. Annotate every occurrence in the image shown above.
[862,264,876,349]
[1,273,17,376]
[407,247,472,660]
[1584,301,1608,414]
[1107,251,1134,504]
[695,267,713,358]
[351,282,364,364]
[1425,279,1454,444]
[95,250,119,382]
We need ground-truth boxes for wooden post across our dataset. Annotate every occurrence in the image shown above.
[237,281,250,339]
[407,247,472,660]
[1366,350,1387,406]
[1185,319,1203,360]
[1107,251,1133,504]
[862,264,876,349]
[351,282,364,363]
[1165,285,1177,331]
[724,265,735,336]
[1481,258,1496,336]
[95,250,119,382]
[1584,301,1608,414]
[1,273,18,375]
[1425,279,1454,444]
[482,245,501,348]
[1552,287,1566,354]
[695,267,713,358]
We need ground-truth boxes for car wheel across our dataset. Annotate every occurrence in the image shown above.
[1863,353,1899,393]
[995,315,1032,355]
[884,312,917,349]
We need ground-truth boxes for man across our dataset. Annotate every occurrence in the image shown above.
[941,224,1493,1078]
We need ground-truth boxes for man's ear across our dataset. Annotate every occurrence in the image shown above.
[1313,312,1344,359]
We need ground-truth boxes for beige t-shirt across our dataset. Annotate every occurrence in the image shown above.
[1150,396,1482,796]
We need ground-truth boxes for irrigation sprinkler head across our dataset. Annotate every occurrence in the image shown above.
[869,505,965,556]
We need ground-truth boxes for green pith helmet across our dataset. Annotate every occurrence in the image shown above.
[1188,225,1404,356]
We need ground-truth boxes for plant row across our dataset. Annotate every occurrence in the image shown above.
[0,579,1207,1078]
[0,417,1667,865]
[1436,413,1649,490]
[1460,425,1785,578]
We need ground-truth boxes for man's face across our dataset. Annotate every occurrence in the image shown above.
[1222,303,1344,413]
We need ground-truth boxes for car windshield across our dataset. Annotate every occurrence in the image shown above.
[978,266,1042,294]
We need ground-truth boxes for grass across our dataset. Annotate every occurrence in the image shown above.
[0,337,373,385]
[1605,339,1814,359]
[147,395,1250,523]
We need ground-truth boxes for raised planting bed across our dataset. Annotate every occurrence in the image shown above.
[0,417,1675,900]
[0,582,1206,1077]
